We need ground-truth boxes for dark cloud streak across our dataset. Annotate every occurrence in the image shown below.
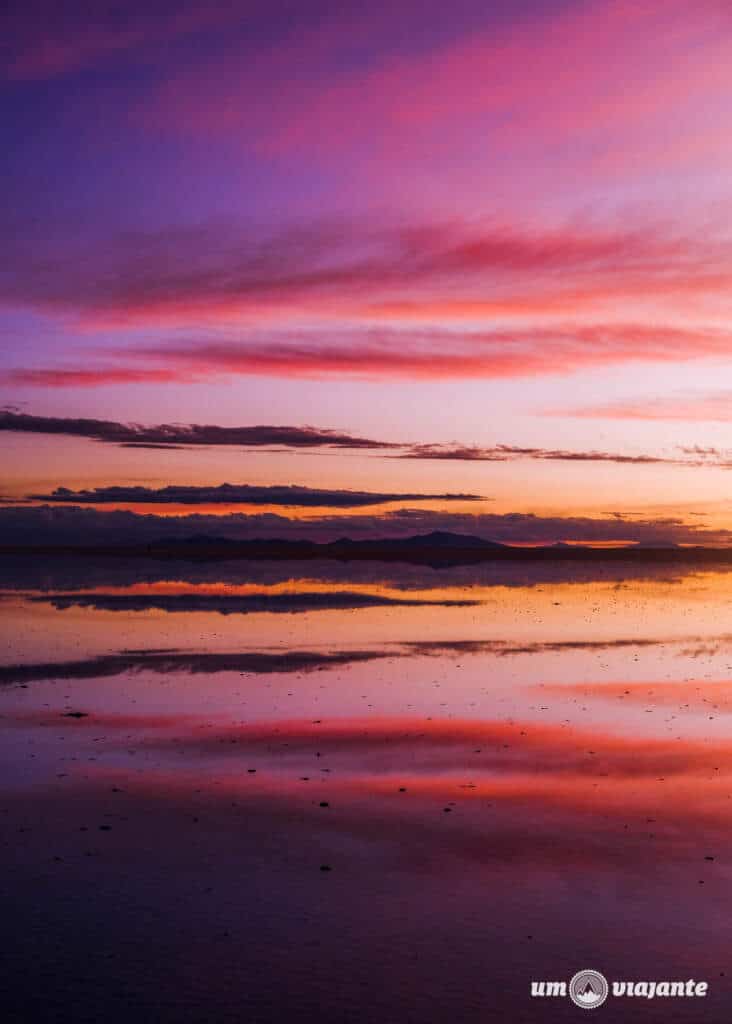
[399,443,676,465]
[2,409,728,470]
[29,482,483,507]
[0,410,392,450]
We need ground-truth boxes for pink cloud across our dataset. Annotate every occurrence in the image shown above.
[11,218,726,320]
[5,213,732,386]
[5,367,195,387]
[6,321,732,387]
[5,216,732,352]
[140,0,732,197]
[5,2,732,398]
[563,391,732,422]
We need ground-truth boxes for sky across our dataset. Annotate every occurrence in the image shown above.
[2,0,732,545]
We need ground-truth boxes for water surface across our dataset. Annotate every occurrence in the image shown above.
[1,559,731,1022]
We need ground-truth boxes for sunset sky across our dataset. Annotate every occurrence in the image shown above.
[3,0,732,545]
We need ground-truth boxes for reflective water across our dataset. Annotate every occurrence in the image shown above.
[1,558,731,1022]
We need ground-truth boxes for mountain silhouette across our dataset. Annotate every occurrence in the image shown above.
[400,531,506,548]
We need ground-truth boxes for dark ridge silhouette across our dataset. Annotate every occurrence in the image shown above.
[395,530,505,548]
[31,590,480,615]
[4,532,732,567]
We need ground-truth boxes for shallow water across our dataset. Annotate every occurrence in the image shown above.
[2,558,731,1022]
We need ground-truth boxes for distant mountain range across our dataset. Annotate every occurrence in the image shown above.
[337,530,508,549]
[1,530,729,566]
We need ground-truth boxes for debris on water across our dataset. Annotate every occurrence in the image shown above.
[63,712,88,719]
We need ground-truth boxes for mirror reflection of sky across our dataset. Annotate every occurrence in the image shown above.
[3,562,732,1020]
